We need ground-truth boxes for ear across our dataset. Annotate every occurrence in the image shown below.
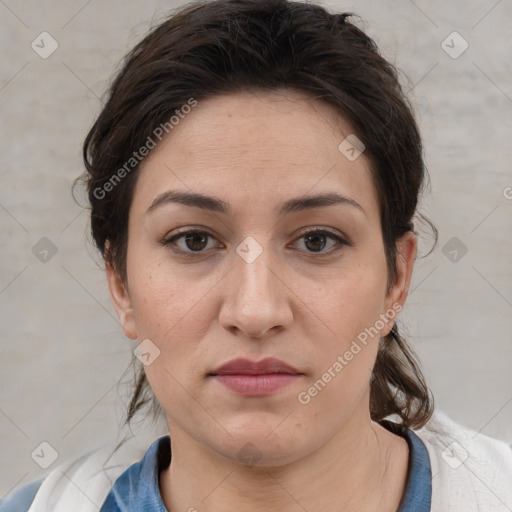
[381,230,417,336]
[106,258,138,340]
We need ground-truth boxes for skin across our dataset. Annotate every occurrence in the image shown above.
[107,89,417,512]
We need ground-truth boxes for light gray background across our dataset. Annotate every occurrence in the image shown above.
[1,0,511,498]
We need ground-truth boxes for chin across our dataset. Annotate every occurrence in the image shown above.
[216,422,309,467]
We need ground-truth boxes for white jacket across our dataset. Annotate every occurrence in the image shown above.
[8,411,512,512]
[416,412,512,511]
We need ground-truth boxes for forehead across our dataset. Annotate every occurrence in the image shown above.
[133,89,378,216]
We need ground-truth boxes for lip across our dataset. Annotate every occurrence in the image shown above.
[210,357,301,376]
[212,374,301,395]
[208,357,303,396]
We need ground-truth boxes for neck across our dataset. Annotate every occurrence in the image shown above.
[159,409,409,512]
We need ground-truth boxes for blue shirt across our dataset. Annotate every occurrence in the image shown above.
[0,422,431,511]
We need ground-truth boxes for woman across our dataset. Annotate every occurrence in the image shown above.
[2,0,511,510]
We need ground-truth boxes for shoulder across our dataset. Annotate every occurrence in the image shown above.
[413,410,512,512]
[1,439,147,512]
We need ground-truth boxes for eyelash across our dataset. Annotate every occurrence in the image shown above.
[162,228,350,258]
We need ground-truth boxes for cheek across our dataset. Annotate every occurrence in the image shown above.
[129,271,211,417]
[294,277,386,430]
[299,256,389,397]
[127,252,209,335]
[311,261,389,347]
[125,252,219,383]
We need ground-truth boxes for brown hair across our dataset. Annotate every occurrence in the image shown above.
[81,0,435,431]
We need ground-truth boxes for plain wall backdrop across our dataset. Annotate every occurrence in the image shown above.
[1,0,511,498]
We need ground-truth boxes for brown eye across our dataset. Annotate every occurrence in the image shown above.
[292,229,348,255]
[163,229,220,256]
[183,232,209,251]
[304,232,328,252]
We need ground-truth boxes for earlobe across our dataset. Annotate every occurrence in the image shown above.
[106,261,138,340]
[382,231,417,336]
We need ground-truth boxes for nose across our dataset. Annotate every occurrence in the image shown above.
[218,241,294,339]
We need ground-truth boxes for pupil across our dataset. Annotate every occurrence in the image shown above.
[185,233,207,251]
[305,233,326,252]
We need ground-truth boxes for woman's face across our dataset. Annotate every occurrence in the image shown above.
[108,89,416,466]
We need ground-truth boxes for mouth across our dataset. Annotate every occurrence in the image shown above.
[208,357,303,396]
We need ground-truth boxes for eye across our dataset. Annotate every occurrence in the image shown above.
[163,229,221,255]
[291,229,348,255]
[162,227,349,258]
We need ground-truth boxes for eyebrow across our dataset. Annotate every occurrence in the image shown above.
[147,190,365,217]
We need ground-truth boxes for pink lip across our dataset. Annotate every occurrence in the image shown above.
[213,374,300,395]
[210,357,301,375]
[209,357,302,396]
